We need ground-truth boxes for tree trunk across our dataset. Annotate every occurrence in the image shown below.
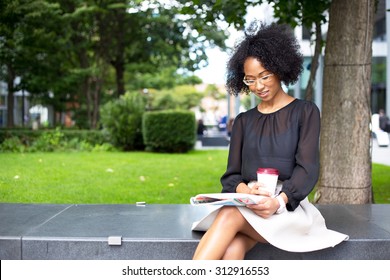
[91,77,102,129]
[114,61,125,96]
[86,76,92,129]
[316,0,375,204]
[6,64,15,128]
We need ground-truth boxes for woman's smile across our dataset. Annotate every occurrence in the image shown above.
[255,89,270,99]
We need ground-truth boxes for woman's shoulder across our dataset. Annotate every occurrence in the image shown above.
[291,99,320,115]
[236,107,258,119]
[292,98,318,108]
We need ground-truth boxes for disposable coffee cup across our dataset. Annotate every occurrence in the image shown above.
[257,168,279,195]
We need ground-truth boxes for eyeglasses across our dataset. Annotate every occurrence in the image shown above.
[243,73,274,86]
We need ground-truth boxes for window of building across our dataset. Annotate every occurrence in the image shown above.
[302,26,311,40]
[373,0,386,41]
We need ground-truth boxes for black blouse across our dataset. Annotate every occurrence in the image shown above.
[220,99,320,211]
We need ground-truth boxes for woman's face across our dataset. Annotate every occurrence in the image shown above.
[243,57,282,102]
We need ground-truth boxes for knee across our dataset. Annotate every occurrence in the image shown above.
[216,207,245,227]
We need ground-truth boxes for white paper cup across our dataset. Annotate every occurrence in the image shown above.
[257,168,279,195]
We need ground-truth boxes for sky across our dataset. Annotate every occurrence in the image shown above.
[194,3,275,85]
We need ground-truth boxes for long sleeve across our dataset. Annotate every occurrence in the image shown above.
[281,102,320,210]
[220,113,246,193]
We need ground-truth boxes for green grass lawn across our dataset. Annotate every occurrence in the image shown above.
[372,163,390,203]
[1,151,389,204]
[0,151,228,204]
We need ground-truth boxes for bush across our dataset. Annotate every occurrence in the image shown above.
[0,129,41,146]
[29,128,65,152]
[142,110,196,153]
[0,128,110,152]
[61,130,107,145]
[100,92,145,151]
[0,136,26,152]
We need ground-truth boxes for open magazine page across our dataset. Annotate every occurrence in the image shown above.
[190,193,266,206]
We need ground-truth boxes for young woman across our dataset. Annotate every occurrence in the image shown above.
[192,22,348,260]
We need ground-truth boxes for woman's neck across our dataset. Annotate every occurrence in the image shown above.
[257,91,295,114]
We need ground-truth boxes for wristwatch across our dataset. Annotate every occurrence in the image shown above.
[275,195,286,214]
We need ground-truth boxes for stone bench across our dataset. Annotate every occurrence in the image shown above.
[200,136,229,147]
[1,203,389,259]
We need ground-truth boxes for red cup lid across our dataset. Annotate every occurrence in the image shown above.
[257,168,279,175]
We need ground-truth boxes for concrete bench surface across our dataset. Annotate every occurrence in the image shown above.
[1,203,389,260]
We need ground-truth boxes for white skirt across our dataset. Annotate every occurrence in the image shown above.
[192,198,349,253]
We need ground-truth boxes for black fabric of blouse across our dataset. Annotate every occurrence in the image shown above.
[220,99,320,211]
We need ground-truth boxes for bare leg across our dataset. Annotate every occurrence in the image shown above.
[221,233,258,260]
[193,207,267,260]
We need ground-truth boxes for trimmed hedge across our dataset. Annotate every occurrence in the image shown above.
[0,129,106,146]
[0,129,41,147]
[0,129,110,152]
[142,110,196,153]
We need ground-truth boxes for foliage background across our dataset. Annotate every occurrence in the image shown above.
[0,0,228,128]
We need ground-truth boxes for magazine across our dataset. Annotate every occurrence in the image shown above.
[190,193,266,206]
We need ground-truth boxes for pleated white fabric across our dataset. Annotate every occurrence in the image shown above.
[192,198,349,253]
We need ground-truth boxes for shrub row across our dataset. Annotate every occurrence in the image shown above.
[0,128,113,152]
[0,111,196,153]
[0,129,107,145]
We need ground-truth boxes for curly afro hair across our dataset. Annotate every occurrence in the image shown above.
[226,21,303,96]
